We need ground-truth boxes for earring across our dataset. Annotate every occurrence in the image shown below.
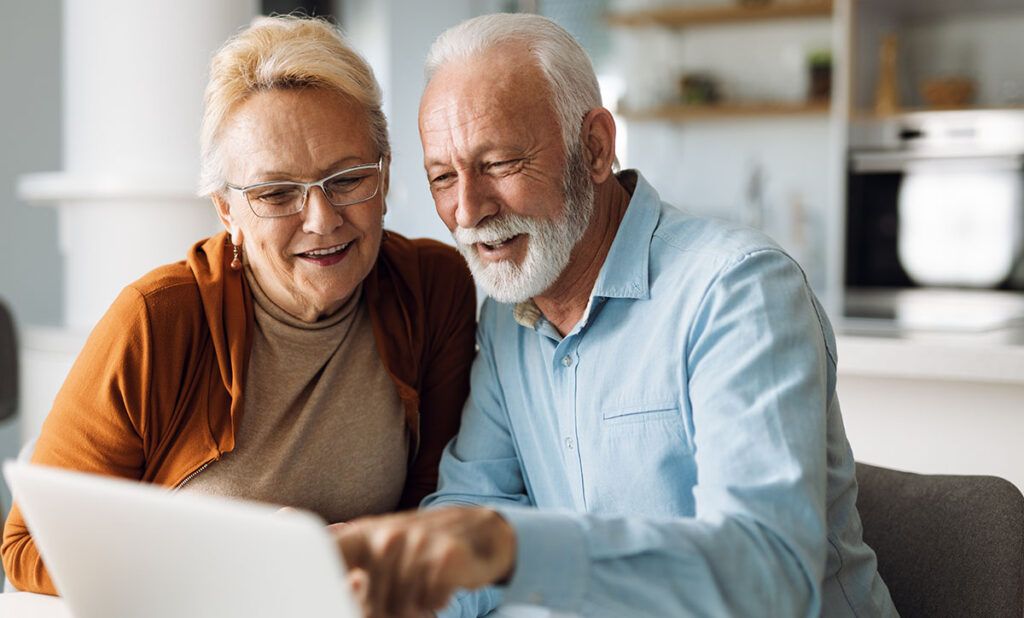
[230,242,242,271]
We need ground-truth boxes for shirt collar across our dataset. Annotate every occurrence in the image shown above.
[513,170,661,329]
[590,170,659,302]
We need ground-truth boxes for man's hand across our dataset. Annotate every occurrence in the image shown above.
[331,506,516,618]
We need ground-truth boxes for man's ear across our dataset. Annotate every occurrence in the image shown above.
[580,107,617,184]
[212,192,241,242]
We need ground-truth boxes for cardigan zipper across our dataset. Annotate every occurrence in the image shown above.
[174,460,215,490]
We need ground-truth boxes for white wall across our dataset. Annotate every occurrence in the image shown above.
[0,3,62,328]
[610,14,837,294]
[0,0,63,536]
[340,0,476,245]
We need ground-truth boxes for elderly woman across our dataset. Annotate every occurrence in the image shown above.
[1,15,475,594]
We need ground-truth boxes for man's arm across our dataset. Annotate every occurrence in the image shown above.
[337,249,835,617]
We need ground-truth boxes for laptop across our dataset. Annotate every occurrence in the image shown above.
[3,460,363,618]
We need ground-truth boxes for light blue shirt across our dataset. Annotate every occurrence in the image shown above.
[426,171,897,617]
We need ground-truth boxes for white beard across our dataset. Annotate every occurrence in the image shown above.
[452,142,594,304]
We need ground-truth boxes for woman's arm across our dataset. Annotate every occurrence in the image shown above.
[1,286,154,594]
[397,242,476,509]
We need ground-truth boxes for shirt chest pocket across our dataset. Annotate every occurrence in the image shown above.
[591,399,697,515]
[600,400,694,454]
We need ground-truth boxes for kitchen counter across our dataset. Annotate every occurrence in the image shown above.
[839,287,1024,384]
[836,327,1024,386]
[834,311,1024,490]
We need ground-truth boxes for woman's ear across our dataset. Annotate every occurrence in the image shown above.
[379,154,391,216]
[381,153,391,203]
[212,192,241,242]
[580,107,617,184]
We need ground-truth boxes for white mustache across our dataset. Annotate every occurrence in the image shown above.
[452,215,537,246]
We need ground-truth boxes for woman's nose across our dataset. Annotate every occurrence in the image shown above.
[301,186,344,234]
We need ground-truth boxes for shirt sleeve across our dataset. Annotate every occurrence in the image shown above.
[426,249,835,617]
[424,300,532,618]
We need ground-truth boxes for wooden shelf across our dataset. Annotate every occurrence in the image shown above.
[605,1,834,28]
[619,101,831,121]
[850,105,1024,121]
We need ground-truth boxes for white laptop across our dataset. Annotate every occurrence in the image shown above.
[3,460,362,618]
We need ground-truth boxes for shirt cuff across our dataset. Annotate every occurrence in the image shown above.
[495,507,588,613]
[436,587,504,618]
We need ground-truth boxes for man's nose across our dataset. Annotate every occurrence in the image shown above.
[302,186,344,234]
[454,174,499,230]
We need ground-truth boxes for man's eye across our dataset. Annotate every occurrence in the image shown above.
[431,172,454,185]
[488,159,522,173]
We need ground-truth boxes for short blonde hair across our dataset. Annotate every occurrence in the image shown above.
[199,15,388,196]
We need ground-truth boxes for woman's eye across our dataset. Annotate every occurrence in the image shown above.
[252,187,301,205]
[325,176,363,193]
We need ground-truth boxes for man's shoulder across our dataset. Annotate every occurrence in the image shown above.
[653,205,781,265]
[478,296,515,327]
[477,297,532,350]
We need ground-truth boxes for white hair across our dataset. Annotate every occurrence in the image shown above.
[424,13,602,154]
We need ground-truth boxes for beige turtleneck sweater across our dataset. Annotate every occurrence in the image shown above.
[183,268,408,523]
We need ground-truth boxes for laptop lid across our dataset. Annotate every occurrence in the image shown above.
[3,461,362,618]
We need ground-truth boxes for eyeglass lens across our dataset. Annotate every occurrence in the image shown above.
[244,166,380,217]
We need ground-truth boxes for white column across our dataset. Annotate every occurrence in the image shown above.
[16,0,257,444]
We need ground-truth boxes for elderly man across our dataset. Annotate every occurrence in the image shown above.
[334,13,897,618]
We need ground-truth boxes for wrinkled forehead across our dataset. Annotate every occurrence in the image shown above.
[220,87,378,181]
[419,45,555,136]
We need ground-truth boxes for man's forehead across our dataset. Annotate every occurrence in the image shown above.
[420,50,550,129]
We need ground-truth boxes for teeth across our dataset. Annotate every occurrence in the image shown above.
[305,242,349,256]
[480,236,514,250]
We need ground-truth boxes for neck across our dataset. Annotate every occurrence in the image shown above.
[533,176,631,336]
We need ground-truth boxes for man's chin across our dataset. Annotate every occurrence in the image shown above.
[463,261,536,304]
[454,231,568,304]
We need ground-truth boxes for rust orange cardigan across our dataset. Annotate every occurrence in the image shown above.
[1,230,476,594]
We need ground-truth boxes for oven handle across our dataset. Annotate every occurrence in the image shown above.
[851,151,1024,174]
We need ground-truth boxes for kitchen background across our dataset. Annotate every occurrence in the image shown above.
[2,0,1024,580]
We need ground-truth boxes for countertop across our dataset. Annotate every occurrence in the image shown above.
[837,287,1024,385]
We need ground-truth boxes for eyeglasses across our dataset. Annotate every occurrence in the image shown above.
[226,157,383,218]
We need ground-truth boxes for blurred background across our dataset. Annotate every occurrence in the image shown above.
[3,0,1024,582]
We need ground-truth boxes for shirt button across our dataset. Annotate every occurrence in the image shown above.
[565,437,575,450]
[561,354,573,367]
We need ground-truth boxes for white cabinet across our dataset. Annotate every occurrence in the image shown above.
[837,332,1024,490]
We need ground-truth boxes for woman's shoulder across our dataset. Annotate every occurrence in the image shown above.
[127,234,230,309]
[97,259,208,338]
[374,232,475,330]
[127,260,202,305]
[379,232,472,286]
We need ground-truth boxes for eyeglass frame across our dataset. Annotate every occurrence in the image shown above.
[225,156,384,219]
